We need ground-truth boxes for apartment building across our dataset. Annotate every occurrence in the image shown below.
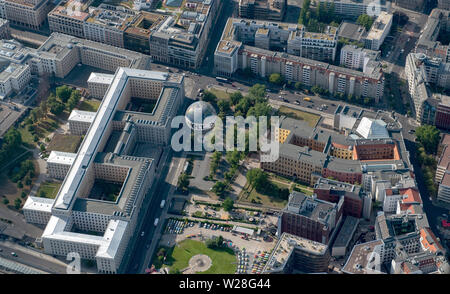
[149,0,220,69]
[226,18,338,62]
[405,53,450,125]
[1,0,50,30]
[416,9,450,62]
[340,45,380,71]
[24,68,184,274]
[238,0,286,21]
[46,151,76,180]
[215,18,384,102]
[382,187,422,213]
[263,232,331,273]
[320,0,391,20]
[48,1,90,38]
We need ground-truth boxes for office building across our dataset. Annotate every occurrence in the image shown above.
[24,68,185,273]
[1,0,50,30]
[46,151,77,180]
[23,196,54,225]
[31,33,151,78]
[263,232,330,273]
[314,177,371,219]
[238,0,286,21]
[87,72,114,99]
[319,0,391,20]
[278,191,344,245]
[149,0,220,69]
[48,0,90,38]
[364,12,393,51]
[331,216,359,257]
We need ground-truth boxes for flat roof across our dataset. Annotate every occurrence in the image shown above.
[87,72,114,85]
[53,68,172,211]
[342,239,384,274]
[264,232,328,273]
[47,151,77,165]
[23,196,55,213]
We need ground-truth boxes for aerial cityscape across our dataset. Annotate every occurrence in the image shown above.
[0,0,449,278]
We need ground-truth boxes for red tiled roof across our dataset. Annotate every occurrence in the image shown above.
[420,228,444,253]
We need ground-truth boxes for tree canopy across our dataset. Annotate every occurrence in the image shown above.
[416,125,440,155]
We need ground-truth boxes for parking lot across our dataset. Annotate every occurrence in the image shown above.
[159,218,277,274]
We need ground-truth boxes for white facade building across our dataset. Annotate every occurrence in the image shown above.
[23,196,54,225]
[46,151,77,180]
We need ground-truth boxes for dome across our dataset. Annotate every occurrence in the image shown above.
[185,101,217,131]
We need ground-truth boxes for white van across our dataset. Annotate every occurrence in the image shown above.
[154,218,159,226]
[160,200,166,209]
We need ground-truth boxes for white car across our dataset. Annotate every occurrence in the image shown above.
[160,200,166,208]
[154,218,159,226]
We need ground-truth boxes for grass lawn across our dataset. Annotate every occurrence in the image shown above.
[240,176,290,209]
[277,106,320,127]
[18,116,60,146]
[47,134,82,153]
[37,181,62,199]
[208,88,232,100]
[78,99,101,112]
[162,239,236,274]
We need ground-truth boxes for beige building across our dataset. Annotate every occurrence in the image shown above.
[238,0,286,21]
[46,151,77,180]
[48,1,90,38]
[87,72,114,99]
[2,0,49,30]
[31,33,152,78]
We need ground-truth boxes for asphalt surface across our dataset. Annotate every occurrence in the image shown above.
[0,241,67,274]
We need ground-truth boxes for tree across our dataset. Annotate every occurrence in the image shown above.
[247,102,271,118]
[229,91,243,106]
[49,101,65,115]
[226,150,242,168]
[222,197,234,212]
[67,90,81,111]
[40,144,46,152]
[416,125,440,155]
[248,84,266,103]
[235,97,251,115]
[269,73,283,85]
[212,181,227,197]
[56,85,72,103]
[14,198,21,210]
[217,99,230,113]
[21,191,27,199]
[202,91,217,104]
[39,190,47,198]
[3,198,9,205]
[294,82,303,90]
[177,173,190,191]
[246,168,268,189]
[357,14,375,31]
[40,101,48,118]
[170,268,182,274]
[17,181,23,189]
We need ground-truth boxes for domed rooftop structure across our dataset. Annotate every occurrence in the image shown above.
[185,101,217,131]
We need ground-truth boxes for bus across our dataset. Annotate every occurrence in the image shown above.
[303,97,312,102]
[216,76,231,84]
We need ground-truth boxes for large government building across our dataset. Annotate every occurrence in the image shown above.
[23,68,185,273]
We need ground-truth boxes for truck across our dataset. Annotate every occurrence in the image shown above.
[303,97,312,102]
[160,200,166,209]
